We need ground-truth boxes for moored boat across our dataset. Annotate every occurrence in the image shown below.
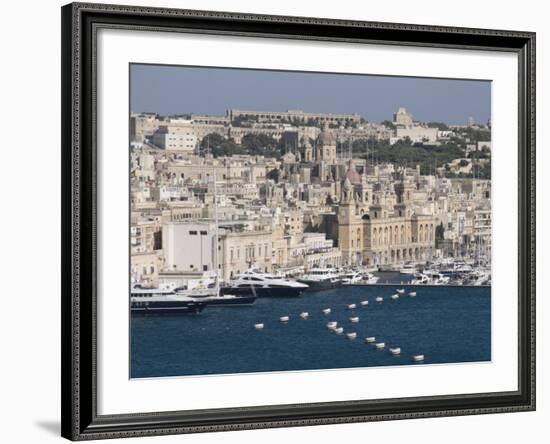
[131,286,208,315]
[298,267,342,291]
[221,268,308,298]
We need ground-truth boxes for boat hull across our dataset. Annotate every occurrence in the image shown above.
[131,301,207,315]
[201,295,257,306]
[220,286,306,298]
[298,279,342,291]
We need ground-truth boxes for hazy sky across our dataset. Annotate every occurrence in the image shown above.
[130,64,491,125]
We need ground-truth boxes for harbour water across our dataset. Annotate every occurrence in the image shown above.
[131,285,490,378]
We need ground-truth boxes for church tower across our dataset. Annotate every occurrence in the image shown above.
[316,123,337,164]
[338,178,363,266]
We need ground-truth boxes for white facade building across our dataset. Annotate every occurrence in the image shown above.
[162,222,216,272]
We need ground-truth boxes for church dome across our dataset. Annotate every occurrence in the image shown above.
[345,168,361,185]
[344,159,361,184]
[318,123,336,145]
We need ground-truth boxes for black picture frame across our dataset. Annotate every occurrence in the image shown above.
[61,2,536,440]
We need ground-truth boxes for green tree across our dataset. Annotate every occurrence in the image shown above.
[427,122,449,130]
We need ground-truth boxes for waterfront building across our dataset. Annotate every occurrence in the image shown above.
[337,172,436,266]
[131,252,162,287]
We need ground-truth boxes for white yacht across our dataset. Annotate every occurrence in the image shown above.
[399,262,418,275]
[361,271,379,284]
[341,271,363,285]
[298,267,342,291]
[222,268,308,297]
[411,271,450,285]
[131,286,208,315]
[424,270,451,285]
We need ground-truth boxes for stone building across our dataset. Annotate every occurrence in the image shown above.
[337,171,436,267]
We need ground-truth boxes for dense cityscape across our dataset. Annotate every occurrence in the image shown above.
[130,106,492,291]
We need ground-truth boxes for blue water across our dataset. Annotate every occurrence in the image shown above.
[131,286,490,378]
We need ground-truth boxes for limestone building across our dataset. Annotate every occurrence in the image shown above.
[337,169,436,267]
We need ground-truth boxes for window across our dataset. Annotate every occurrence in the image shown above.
[189,230,198,235]
[200,231,207,235]
[203,265,208,271]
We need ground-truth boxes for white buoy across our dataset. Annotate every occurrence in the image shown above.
[335,327,344,334]
[322,308,331,315]
[360,300,369,306]
[376,296,384,303]
[391,294,399,300]
[300,312,309,319]
[279,316,289,322]
[349,317,359,323]
[409,292,417,297]
[396,288,405,294]
[389,347,401,355]
[375,342,386,349]
[365,336,376,343]
[254,323,264,330]
[412,354,425,362]
[348,303,357,309]
[346,332,358,340]
[327,321,338,329]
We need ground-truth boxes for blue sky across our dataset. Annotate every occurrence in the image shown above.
[130,64,491,125]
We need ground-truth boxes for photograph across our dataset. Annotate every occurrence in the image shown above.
[129,64,492,378]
